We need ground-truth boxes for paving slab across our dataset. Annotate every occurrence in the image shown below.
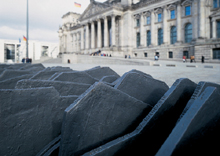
[16,79,91,96]
[59,82,152,156]
[0,74,33,89]
[85,67,120,80]
[114,71,169,107]
[83,78,197,156]
[0,70,32,81]
[0,87,76,156]
[156,86,220,156]
[53,71,98,85]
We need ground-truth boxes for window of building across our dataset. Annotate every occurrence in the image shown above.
[147,16,151,25]
[171,10,175,19]
[147,31,151,46]
[185,23,192,43]
[185,6,191,16]
[213,49,220,59]
[217,21,220,38]
[137,33,140,48]
[136,19,140,27]
[6,45,15,60]
[158,13,162,22]
[183,51,189,59]
[170,26,177,44]
[158,29,163,45]
[169,51,173,58]
[144,53,148,57]
[213,0,218,8]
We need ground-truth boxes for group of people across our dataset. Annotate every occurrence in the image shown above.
[90,50,112,57]
[183,55,205,63]
[125,55,131,59]
[101,53,111,57]
[22,57,32,63]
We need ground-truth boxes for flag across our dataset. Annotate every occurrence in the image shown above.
[74,2,81,8]
[18,38,21,47]
[23,36,27,41]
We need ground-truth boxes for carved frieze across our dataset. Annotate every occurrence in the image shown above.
[154,7,163,14]
[167,4,177,10]
[143,11,151,17]
[133,14,141,19]
[81,3,110,20]
[181,0,193,6]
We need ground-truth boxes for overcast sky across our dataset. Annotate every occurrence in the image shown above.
[0,0,106,43]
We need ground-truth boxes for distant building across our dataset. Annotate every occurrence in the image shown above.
[0,39,59,63]
[58,0,220,63]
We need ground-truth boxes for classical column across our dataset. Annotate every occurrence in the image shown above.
[111,15,116,47]
[120,16,124,48]
[81,26,84,51]
[199,0,205,38]
[104,16,108,47]
[151,10,155,46]
[212,20,217,39]
[163,6,168,44]
[77,31,81,51]
[97,19,102,48]
[177,2,182,43]
[71,34,74,52]
[75,33,78,52]
[140,13,145,47]
[86,23,90,49]
[91,21,95,49]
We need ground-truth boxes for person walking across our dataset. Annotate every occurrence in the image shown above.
[201,55,205,63]
[26,57,29,63]
[22,58,25,63]
[183,56,186,63]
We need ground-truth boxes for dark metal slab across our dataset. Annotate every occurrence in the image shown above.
[16,79,91,96]
[59,82,152,156]
[0,87,76,156]
[156,87,220,156]
[114,71,169,107]
[52,71,98,85]
[85,67,120,80]
[82,78,197,156]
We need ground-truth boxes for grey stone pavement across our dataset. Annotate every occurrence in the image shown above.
[43,58,220,87]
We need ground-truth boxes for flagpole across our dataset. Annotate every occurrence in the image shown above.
[26,0,29,58]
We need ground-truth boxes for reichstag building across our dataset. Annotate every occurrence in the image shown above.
[58,0,220,63]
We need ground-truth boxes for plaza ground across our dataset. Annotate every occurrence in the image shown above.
[42,57,220,87]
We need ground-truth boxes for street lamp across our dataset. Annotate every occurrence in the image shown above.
[26,0,29,58]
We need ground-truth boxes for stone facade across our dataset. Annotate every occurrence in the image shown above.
[58,0,220,63]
